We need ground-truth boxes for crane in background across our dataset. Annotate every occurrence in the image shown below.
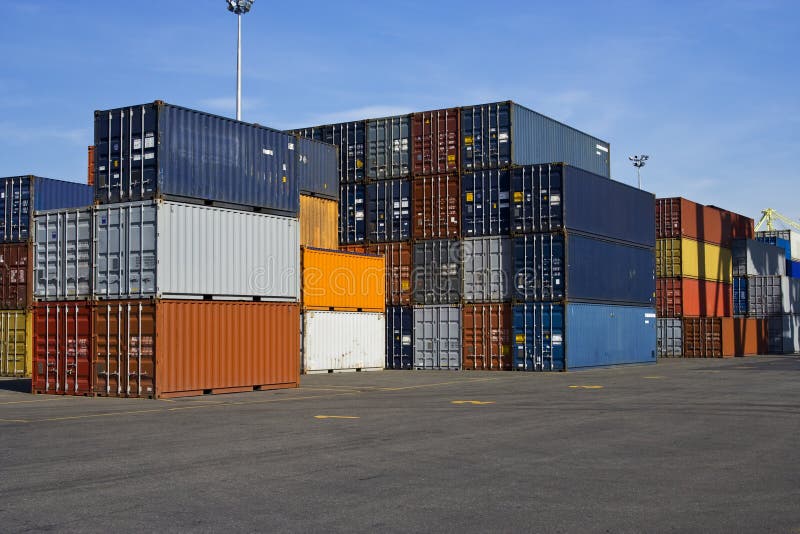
[755,208,800,232]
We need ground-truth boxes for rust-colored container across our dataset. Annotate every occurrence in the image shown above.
[32,301,93,395]
[93,300,299,399]
[412,175,460,239]
[339,244,368,254]
[87,145,95,186]
[462,303,513,370]
[707,204,755,242]
[300,195,338,249]
[0,243,32,310]
[682,317,768,357]
[656,197,752,248]
[302,247,385,312]
[411,108,460,176]
[656,278,733,318]
[366,242,413,306]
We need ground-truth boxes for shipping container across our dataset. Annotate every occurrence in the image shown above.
[655,278,732,318]
[301,248,385,312]
[386,306,413,369]
[732,239,785,276]
[463,236,513,302]
[87,146,95,186]
[0,176,93,243]
[412,240,462,304]
[0,310,31,378]
[513,233,655,305]
[756,230,800,262]
[413,305,461,370]
[302,310,385,373]
[95,102,298,214]
[655,238,732,283]
[292,122,367,184]
[34,207,93,301]
[411,175,460,240]
[294,135,339,200]
[366,242,413,306]
[766,315,800,354]
[411,108,459,175]
[299,195,338,249]
[366,115,411,180]
[0,243,32,310]
[366,179,411,242]
[787,260,800,278]
[657,318,683,357]
[705,205,755,242]
[94,201,300,300]
[461,101,611,177]
[512,303,656,371]
[339,244,369,254]
[745,276,800,317]
[32,302,92,395]
[339,183,366,244]
[511,164,655,247]
[462,169,510,237]
[733,277,748,316]
[655,198,753,248]
[94,300,299,398]
[682,317,767,357]
[462,303,512,370]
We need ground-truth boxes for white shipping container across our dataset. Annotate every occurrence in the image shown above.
[302,311,385,373]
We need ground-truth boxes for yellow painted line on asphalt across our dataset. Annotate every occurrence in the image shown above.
[451,400,495,405]
[36,408,166,422]
[0,418,30,423]
[379,377,498,391]
[568,385,604,390]
[0,397,63,405]
[643,376,665,379]
[314,415,360,420]
[299,387,365,393]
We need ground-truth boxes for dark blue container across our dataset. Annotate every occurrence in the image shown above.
[512,302,656,371]
[512,233,655,305]
[461,101,611,177]
[339,184,366,244]
[787,260,800,278]
[733,276,748,315]
[510,163,655,247]
[94,101,298,214]
[386,306,414,369]
[293,121,366,184]
[366,179,411,242]
[412,239,462,304]
[0,176,94,243]
[462,169,510,237]
[294,135,339,200]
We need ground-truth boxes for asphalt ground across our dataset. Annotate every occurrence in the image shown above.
[1,356,799,533]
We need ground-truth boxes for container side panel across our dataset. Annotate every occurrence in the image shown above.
[303,311,385,372]
[294,135,339,200]
[413,305,461,369]
[300,196,338,249]
[386,306,414,369]
[302,248,385,312]
[412,175,460,240]
[32,302,93,394]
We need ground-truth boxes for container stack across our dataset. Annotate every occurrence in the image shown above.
[655,198,767,357]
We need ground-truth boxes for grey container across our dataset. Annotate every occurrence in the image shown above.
[412,240,462,304]
[367,115,411,180]
[94,200,299,300]
[657,318,683,357]
[413,305,461,370]
[732,239,786,276]
[34,207,94,300]
[746,276,800,317]
[463,236,513,302]
[767,315,800,354]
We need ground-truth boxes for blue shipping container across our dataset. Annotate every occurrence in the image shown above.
[462,169,510,237]
[293,121,366,184]
[339,184,366,244]
[386,306,413,369]
[755,234,791,261]
[513,233,655,305]
[510,163,655,247]
[367,179,411,242]
[733,277,748,315]
[512,303,656,371]
[461,101,611,177]
[0,176,94,243]
[294,135,339,200]
[94,101,298,214]
[787,260,800,278]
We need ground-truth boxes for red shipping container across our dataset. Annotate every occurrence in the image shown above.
[87,145,95,186]
[706,204,755,242]
[32,301,93,395]
[682,317,768,357]
[412,175,460,239]
[462,303,513,370]
[656,278,733,318]
[656,197,752,248]
[0,243,32,310]
[366,242,413,306]
[411,108,460,175]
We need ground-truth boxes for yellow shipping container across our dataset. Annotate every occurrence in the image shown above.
[0,310,32,378]
[300,195,339,249]
[656,238,732,283]
[302,247,385,312]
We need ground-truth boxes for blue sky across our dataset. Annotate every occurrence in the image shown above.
[1,0,797,224]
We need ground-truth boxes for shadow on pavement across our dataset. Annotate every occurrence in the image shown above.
[0,378,32,393]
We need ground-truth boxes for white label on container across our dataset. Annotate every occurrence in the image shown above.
[99,166,107,171]
[498,132,509,142]
[550,194,561,204]
[132,154,141,162]
[133,139,142,150]
[263,149,274,156]
[144,134,155,148]
[282,164,287,171]
[555,278,561,285]
[552,335,563,344]
[401,335,411,345]
[288,142,295,150]
[596,144,609,153]
[645,320,651,324]
[401,200,409,208]
[144,152,155,160]
[645,313,656,318]
[596,151,602,156]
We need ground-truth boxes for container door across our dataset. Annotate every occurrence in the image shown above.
[0,243,31,309]
[1,176,32,242]
[512,304,564,371]
[511,164,564,233]
[94,301,155,397]
[32,303,92,395]
[461,103,511,171]
[95,204,157,299]
[339,184,365,244]
[0,312,27,377]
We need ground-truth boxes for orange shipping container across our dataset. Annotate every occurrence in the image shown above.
[300,195,338,249]
[656,278,732,317]
[462,304,513,370]
[682,317,768,358]
[93,300,299,399]
[302,247,385,312]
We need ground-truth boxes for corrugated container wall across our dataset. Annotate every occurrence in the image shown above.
[87,146,95,186]
[682,317,767,357]
[0,243,32,310]
[94,102,299,214]
[94,201,300,300]
[463,237,513,303]
[412,175,460,240]
[756,230,800,262]
[733,277,748,316]
[411,109,459,175]
[766,315,800,354]
[302,310,385,373]
[367,242,413,306]
[386,306,413,369]
[787,260,800,278]
[32,302,93,395]
[94,300,299,398]
[655,278,733,318]
[510,164,655,247]
[746,276,800,316]
[366,179,411,242]
[462,169,510,237]
[34,208,93,301]
[412,240,462,304]
[0,176,94,243]
[299,195,338,249]
[339,184,366,244]
[294,135,339,200]
[301,248,385,312]
[366,115,410,180]
[656,238,733,283]
[460,101,610,178]
[655,198,753,248]
[732,239,785,276]
[292,122,366,184]
[462,304,513,370]
[657,318,683,357]
[413,305,461,370]
[0,310,32,378]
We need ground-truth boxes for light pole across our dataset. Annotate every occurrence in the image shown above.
[629,154,649,189]
[226,0,255,121]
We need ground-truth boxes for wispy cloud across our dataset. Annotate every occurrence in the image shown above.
[0,123,90,145]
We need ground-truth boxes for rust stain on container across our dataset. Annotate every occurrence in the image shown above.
[93,300,299,399]
[32,301,93,395]
[682,317,768,357]
[656,197,754,248]
[366,242,412,306]
[462,303,513,370]
[0,243,32,310]
[412,175,460,239]
[300,195,339,249]
[411,108,460,176]
[302,248,385,312]
[656,278,732,318]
